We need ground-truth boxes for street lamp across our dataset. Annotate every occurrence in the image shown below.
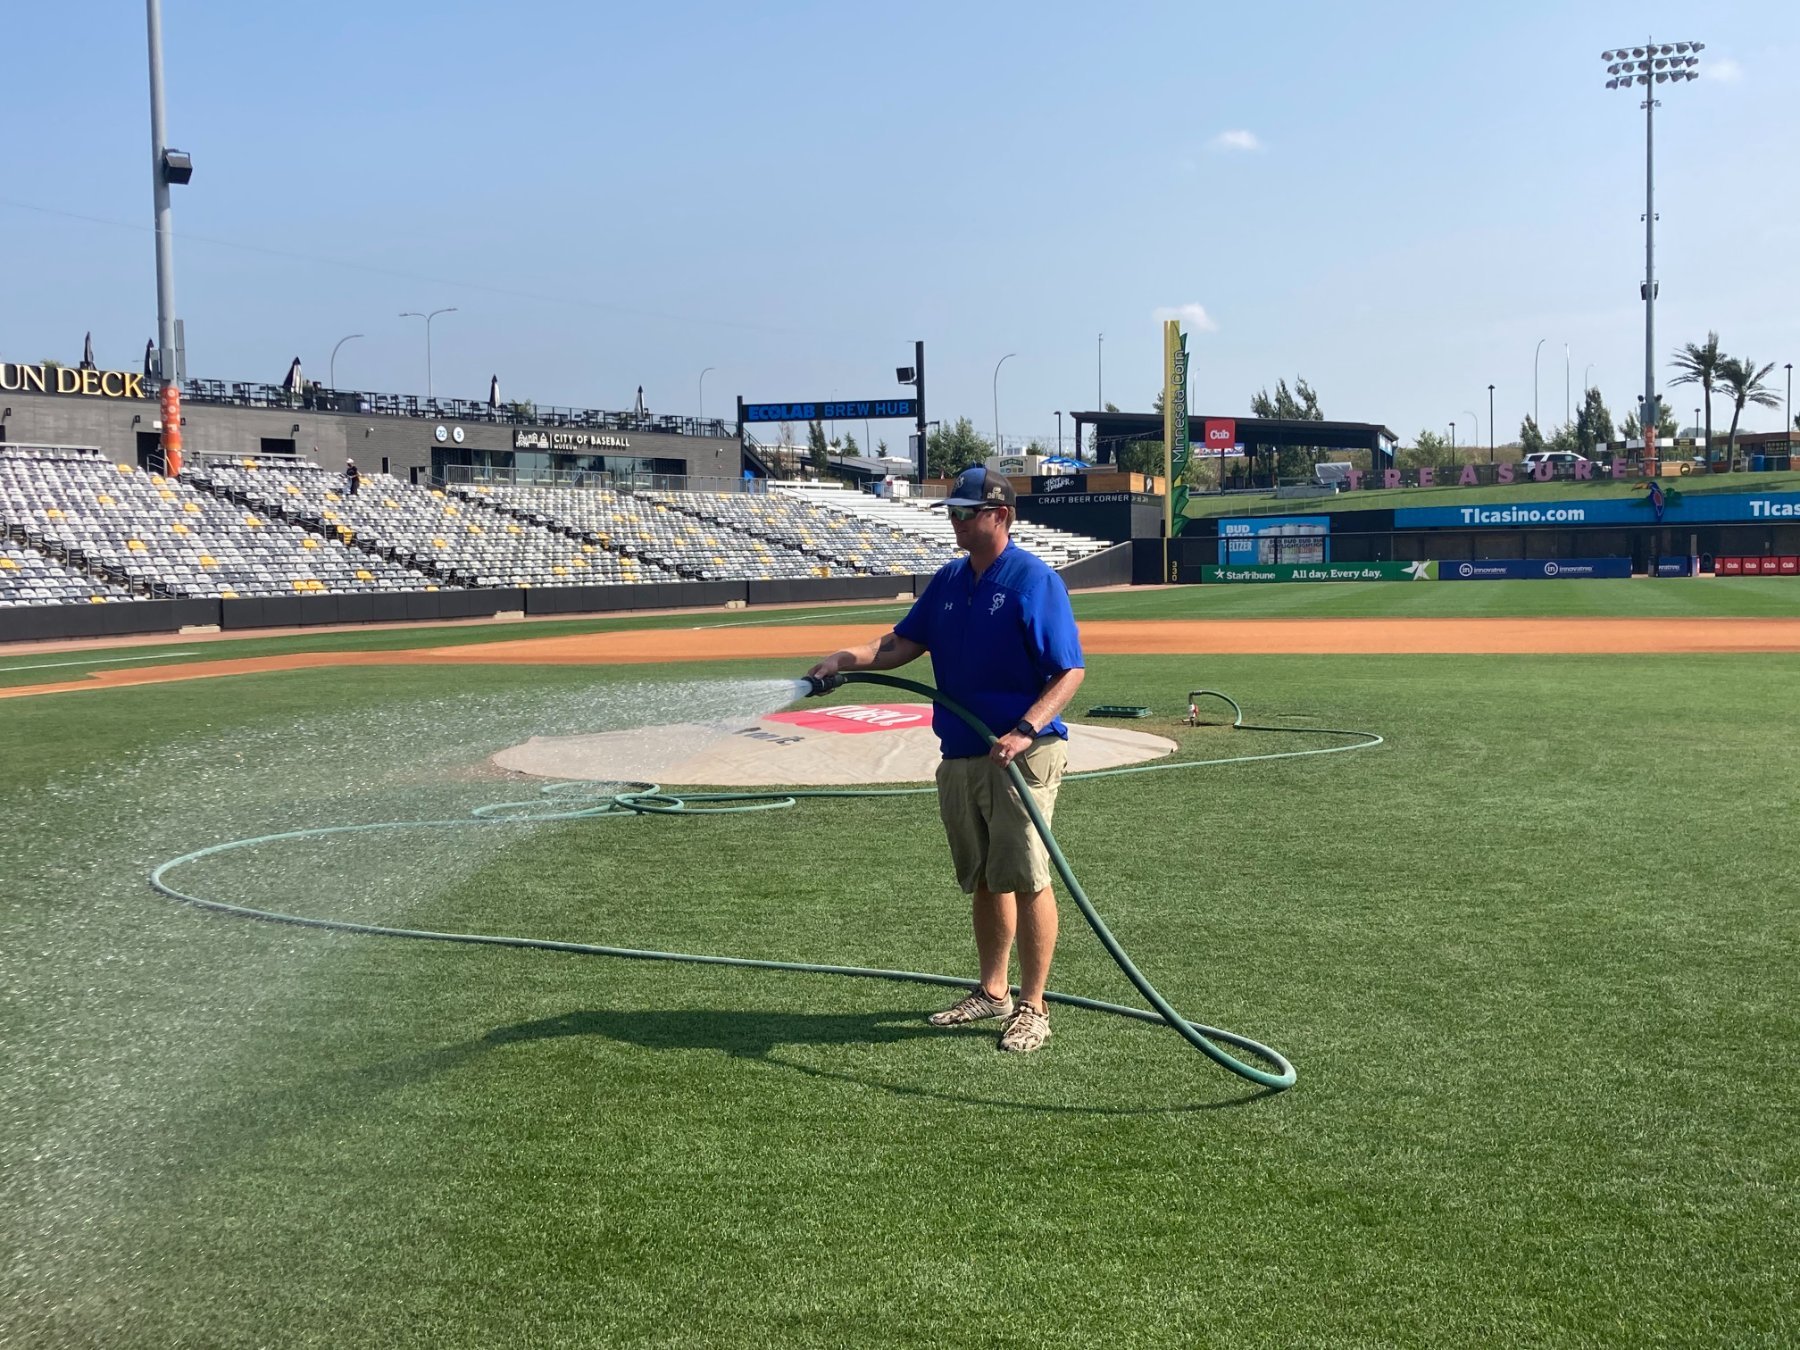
[1096,334,1104,408]
[1055,410,1064,457]
[1463,409,1480,459]
[698,366,715,419]
[1534,338,1546,431]
[1786,363,1793,439]
[1584,363,1596,396]
[1601,38,1704,452]
[1565,344,1571,426]
[1488,384,1496,463]
[328,333,363,389]
[399,307,457,398]
[1449,422,1456,455]
[992,353,1017,454]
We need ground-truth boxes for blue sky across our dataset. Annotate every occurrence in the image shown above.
[5,1,1795,450]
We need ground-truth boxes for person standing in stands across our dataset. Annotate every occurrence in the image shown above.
[805,465,1085,1053]
[345,457,361,495]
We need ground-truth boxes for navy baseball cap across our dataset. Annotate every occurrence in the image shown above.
[938,465,1016,509]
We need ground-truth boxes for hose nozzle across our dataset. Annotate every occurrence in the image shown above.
[802,673,844,698]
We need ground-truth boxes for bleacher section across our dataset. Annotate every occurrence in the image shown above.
[0,451,1120,635]
[773,483,1111,569]
[195,462,677,589]
[641,489,959,575]
[0,447,430,599]
[456,484,847,581]
[0,542,135,607]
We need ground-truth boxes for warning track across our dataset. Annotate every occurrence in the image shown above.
[3,616,1797,700]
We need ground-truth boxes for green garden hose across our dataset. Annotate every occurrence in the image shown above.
[148,680,1383,1092]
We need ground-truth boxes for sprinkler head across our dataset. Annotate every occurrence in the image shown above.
[802,673,844,698]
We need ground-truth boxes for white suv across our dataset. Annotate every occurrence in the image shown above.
[1519,451,1591,478]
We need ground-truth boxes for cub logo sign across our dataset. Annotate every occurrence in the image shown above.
[1204,419,1236,454]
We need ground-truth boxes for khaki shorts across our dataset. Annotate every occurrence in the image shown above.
[934,736,1067,895]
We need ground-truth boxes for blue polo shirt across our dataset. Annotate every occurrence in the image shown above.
[894,540,1085,758]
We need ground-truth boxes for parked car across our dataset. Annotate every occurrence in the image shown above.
[1519,451,1592,478]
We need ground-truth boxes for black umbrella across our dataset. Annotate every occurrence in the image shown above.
[81,332,97,371]
[283,357,304,395]
[488,374,501,408]
[143,339,156,381]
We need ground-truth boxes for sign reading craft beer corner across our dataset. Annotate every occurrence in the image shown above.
[742,398,918,423]
[0,362,149,400]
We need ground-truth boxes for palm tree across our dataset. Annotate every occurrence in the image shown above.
[1669,332,1725,468]
[1716,356,1781,472]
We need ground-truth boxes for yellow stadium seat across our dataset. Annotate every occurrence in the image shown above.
[303,537,320,549]
[184,502,201,514]
[552,566,568,576]
[89,595,107,603]
[356,569,373,581]
[0,558,17,570]
[159,490,175,500]
[432,537,447,548]
[244,516,261,527]
[96,494,115,506]
[170,522,188,534]
[127,539,145,551]
[220,589,238,599]
[116,463,133,474]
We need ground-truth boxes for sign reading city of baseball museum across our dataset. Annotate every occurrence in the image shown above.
[742,398,918,423]
[514,429,633,452]
[1394,490,1800,529]
[0,363,148,399]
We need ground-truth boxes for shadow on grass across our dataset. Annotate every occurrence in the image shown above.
[469,1007,1277,1115]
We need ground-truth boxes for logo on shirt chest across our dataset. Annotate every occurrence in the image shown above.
[988,590,1007,616]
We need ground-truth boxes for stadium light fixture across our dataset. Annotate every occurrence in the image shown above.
[1601,37,1704,461]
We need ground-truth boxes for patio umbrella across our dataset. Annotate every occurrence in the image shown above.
[634,385,646,418]
[488,374,501,408]
[81,332,97,370]
[283,357,304,396]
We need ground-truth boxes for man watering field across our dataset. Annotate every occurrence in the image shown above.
[807,466,1085,1053]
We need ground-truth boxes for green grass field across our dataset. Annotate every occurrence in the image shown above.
[3,586,1798,1346]
[1181,468,1800,518]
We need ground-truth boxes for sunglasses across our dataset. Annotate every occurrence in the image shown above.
[946,504,1000,521]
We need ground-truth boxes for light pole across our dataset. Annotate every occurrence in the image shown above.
[145,0,193,386]
[1449,422,1457,457]
[698,366,715,419]
[399,307,456,398]
[1565,344,1571,426]
[1602,38,1704,451]
[1534,338,1546,431]
[992,353,1016,455]
[329,334,363,389]
[1463,409,1480,459]
[1055,410,1063,457]
[1096,334,1104,408]
[1786,363,1792,439]
[1488,384,1495,463]
[1584,362,1596,396]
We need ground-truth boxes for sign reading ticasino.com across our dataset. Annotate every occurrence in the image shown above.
[1394,490,1800,529]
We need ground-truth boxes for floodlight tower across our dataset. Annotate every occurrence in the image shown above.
[1601,39,1703,453]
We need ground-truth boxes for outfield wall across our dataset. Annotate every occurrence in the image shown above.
[1175,495,1800,580]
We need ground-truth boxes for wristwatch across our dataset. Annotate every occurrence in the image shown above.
[1013,717,1037,739]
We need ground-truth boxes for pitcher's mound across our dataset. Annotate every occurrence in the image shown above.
[492,701,1177,786]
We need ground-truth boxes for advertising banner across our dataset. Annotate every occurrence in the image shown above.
[1395,490,1800,529]
[1201,561,1436,584]
[1438,558,1632,581]
[1204,419,1237,455]
[1217,515,1330,565]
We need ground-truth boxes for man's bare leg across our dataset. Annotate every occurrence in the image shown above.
[1014,885,1059,1009]
[971,884,1016,998]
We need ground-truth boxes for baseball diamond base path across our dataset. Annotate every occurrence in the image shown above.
[3,618,1799,700]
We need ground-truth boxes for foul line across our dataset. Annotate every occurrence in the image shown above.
[0,650,199,674]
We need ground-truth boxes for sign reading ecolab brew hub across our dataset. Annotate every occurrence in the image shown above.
[0,363,150,399]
